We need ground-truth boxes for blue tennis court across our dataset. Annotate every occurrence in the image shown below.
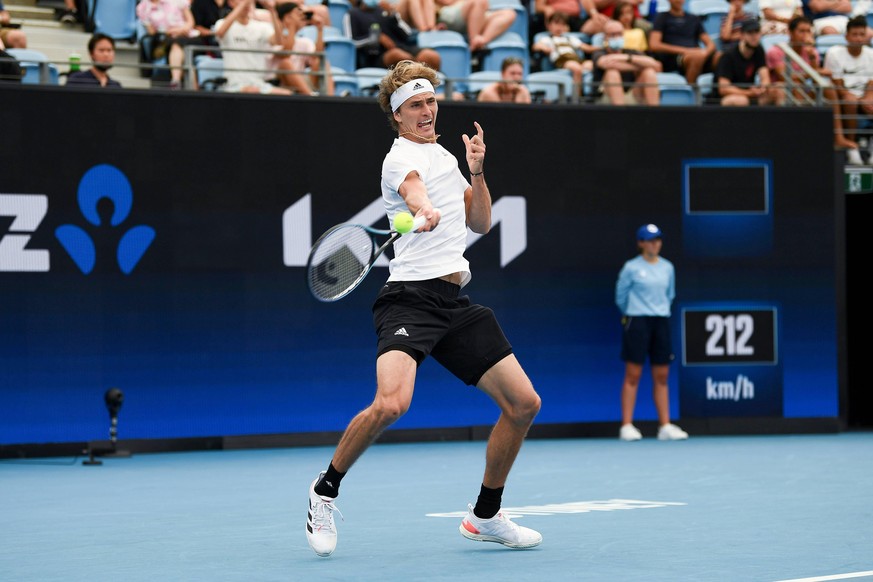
[2,432,871,581]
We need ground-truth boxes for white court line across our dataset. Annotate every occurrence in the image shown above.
[774,571,873,582]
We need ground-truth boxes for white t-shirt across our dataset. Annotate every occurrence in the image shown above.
[215,17,275,90]
[758,0,801,20]
[380,137,472,287]
[824,45,873,97]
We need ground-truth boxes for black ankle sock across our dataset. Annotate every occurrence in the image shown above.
[314,462,345,498]
[473,484,504,520]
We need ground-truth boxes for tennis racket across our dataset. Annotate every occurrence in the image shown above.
[306,212,429,302]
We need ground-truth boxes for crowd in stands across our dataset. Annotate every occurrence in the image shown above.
[3,0,873,160]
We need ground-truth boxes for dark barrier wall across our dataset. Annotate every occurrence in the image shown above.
[0,86,840,446]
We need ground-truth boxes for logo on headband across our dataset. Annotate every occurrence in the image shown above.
[413,82,423,90]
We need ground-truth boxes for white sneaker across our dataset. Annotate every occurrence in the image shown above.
[459,504,542,549]
[846,148,864,166]
[619,424,642,441]
[306,471,342,557]
[657,423,689,441]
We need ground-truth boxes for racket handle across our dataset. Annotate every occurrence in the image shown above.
[411,207,440,231]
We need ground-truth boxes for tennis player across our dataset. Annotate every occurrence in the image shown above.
[615,223,688,442]
[305,60,543,557]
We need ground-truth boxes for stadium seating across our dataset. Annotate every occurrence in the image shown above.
[355,66,388,97]
[464,70,503,99]
[816,33,847,56]
[481,31,528,75]
[330,67,359,96]
[760,33,789,53]
[417,30,471,92]
[656,71,697,105]
[688,0,729,51]
[5,48,60,85]
[297,25,357,73]
[528,69,574,103]
[92,0,138,42]
[194,55,225,91]
[488,0,528,45]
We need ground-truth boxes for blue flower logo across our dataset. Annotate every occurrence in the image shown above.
[55,164,155,274]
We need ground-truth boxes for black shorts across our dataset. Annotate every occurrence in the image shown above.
[373,279,513,386]
[657,52,715,75]
[620,315,674,365]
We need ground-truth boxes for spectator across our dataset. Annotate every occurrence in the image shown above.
[759,0,803,35]
[592,18,661,105]
[615,223,688,442]
[532,0,587,40]
[767,15,827,103]
[801,0,851,36]
[274,1,334,95]
[66,33,122,88]
[719,0,758,53]
[582,0,652,36]
[615,1,650,52]
[476,56,532,102]
[716,19,781,105]
[215,0,292,94]
[823,15,873,163]
[649,0,718,84]
[136,0,197,89]
[434,0,517,52]
[57,0,82,25]
[0,46,21,83]
[0,0,27,49]
[191,0,231,50]
[397,0,437,32]
[531,11,594,96]
[349,0,441,70]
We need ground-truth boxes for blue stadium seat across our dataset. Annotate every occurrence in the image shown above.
[297,25,357,73]
[760,33,789,53]
[194,55,225,91]
[92,0,138,42]
[354,66,388,96]
[816,33,847,55]
[330,67,358,96]
[528,69,574,103]
[464,69,503,99]
[688,0,729,51]
[304,0,351,32]
[488,0,528,45]
[656,71,697,105]
[5,48,60,85]
[417,30,471,92]
[481,31,528,75]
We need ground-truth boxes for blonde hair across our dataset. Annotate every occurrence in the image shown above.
[377,60,441,131]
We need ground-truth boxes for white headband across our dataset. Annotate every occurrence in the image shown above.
[390,79,435,112]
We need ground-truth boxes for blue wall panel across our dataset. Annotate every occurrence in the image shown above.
[0,89,841,445]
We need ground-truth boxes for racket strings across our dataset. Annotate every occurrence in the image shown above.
[308,225,375,301]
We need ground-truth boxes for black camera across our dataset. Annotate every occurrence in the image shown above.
[304,10,313,20]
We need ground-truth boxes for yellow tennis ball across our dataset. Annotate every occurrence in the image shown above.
[394,211,414,234]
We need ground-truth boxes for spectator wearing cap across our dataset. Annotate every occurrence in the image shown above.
[715,18,783,105]
[615,224,688,442]
[719,0,759,54]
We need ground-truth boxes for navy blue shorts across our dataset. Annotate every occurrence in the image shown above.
[372,279,513,386]
[620,315,674,365]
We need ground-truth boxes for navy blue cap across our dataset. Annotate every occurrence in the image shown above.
[637,224,662,241]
